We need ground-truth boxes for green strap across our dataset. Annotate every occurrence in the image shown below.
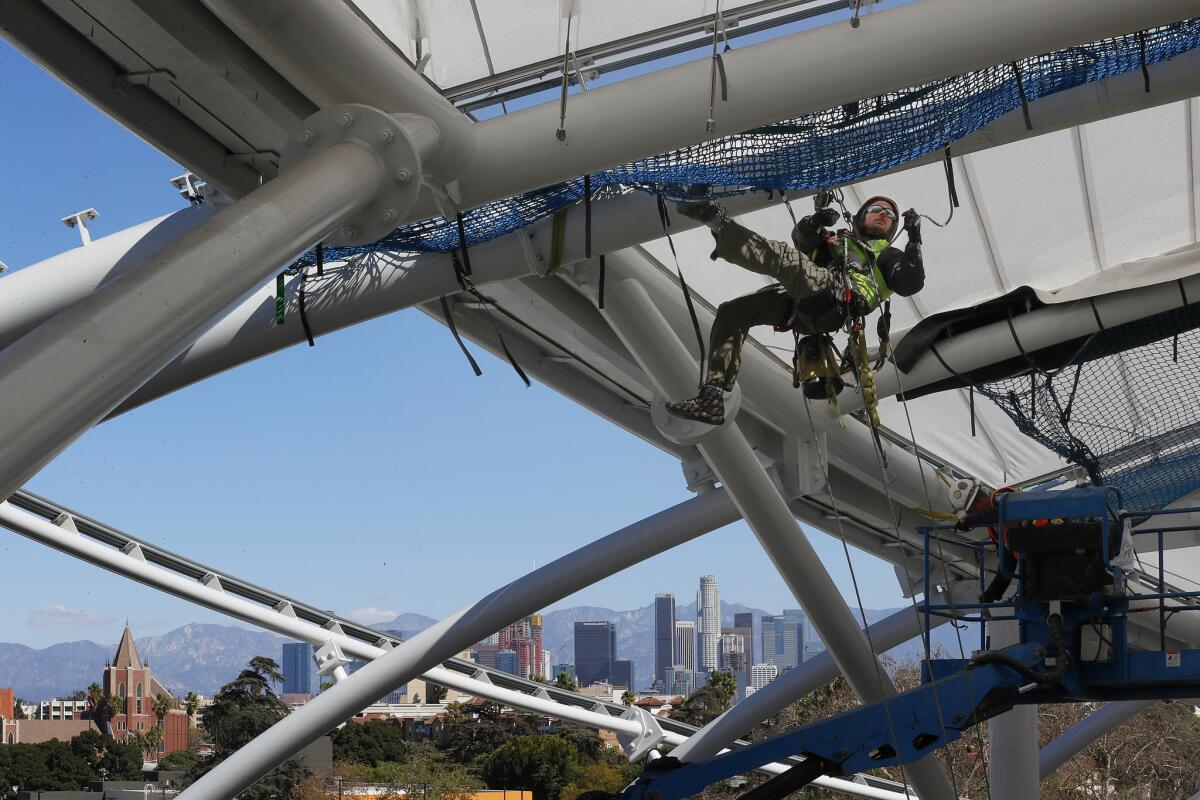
[275,273,286,325]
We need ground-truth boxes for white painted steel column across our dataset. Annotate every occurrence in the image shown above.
[0,140,387,501]
[988,618,1040,798]
[175,489,742,800]
[211,0,1189,219]
[1038,700,1155,780]
[674,601,956,764]
[601,257,956,800]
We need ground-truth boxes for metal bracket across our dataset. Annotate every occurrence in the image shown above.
[200,573,224,592]
[617,705,666,761]
[51,512,79,533]
[114,69,175,92]
[778,433,827,498]
[314,640,351,677]
[681,452,717,493]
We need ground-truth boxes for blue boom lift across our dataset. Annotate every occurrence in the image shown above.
[621,486,1200,799]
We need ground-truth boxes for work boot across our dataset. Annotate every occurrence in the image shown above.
[666,383,725,426]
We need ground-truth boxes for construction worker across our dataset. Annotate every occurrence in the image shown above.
[665,195,924,425]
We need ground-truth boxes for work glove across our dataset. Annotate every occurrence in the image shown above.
[902,208,922,244]
[675,200,723,225]
[813,207,840,228]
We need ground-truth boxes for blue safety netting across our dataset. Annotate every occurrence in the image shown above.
[294,18,1200,269]
[977,303,1200,513]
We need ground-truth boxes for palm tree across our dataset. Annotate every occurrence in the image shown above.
[708,670,738,709]
[144,726,164,761]
[621,689,637,707]
[86,682,119,738]
[153,694,173,726]
[553,672,578,692]
[183,692,200,727]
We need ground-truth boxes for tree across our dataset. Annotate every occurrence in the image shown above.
[85,683,121,739]
[184,656,310,800]
[183,692,200,727]
[154,693,173,725]
[480,735,581,800]
[157,749,201,771]
[620,690,636,707]
[530,674,549,684]
[554,672,579,692]
[668,685,727,727]
[707,671,738,709]
[339,741,482,799]
[332,720,408,766]
[426,683,449,704]
[12,699,27,720]
[71,729,143,780]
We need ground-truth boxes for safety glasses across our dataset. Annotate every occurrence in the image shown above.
[864,204,897,220]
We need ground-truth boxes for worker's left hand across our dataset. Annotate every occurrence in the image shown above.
[676,201,723,224]
[902,208,922,244]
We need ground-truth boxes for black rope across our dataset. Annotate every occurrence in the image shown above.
[1138,30,1151,93]
[297,269,315,347]
[487,311,532,387]
[455,213,473,276]
[656,195,708,388]
[1063,362,1084,423]
[315,242,325,277]
[598,253,606,310]
[1010,61,1033,131]
[556,13,572,141]
[450,252,468,291]
[943,147,960,208]
[440,296,482,377]
[583,174,592,259]
[969,384,976,438]
[1089,299,1106,331]
[930,342,976,436]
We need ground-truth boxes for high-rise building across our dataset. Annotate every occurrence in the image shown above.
[664,667,695,698]
[541,650,553,679]
[749,663,779,696]
[697,576,720,672]
[281,642,314,696]
[495,650,520,676]
[498,614,543,679]
[574,621,617,686]
[674,620,696,672]
[733,612,755,667]
[762,610,805,672]
[654,594,676,688]
[611,660,635,691]
[719,632,748,673]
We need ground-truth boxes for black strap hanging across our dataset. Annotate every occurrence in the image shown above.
[440,296,482,377]
[297,269,315,347]
[1137,30,1151,93]
[455,213,473,276]
[556,13,572,141]
[943,148,960,208]
[450,251,468,291]
[583,174,593,259]
[1174,279,1189,362]
[274,273,286,325]
[598,253,606,310]
[1010,61,1033,131]
[929,342,976,436]
[656,195,708,388]
[487,312,531,387]
[316,242,325,277]
[968,384,976,438]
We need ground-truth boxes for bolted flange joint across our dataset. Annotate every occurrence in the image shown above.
[279,104,438,246]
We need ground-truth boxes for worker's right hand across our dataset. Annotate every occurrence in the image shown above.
[675,201,723,224]
[813,207,840,228]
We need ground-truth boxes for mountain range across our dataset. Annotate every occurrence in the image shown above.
[0,602,971,701]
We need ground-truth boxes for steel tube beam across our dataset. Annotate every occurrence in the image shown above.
[600,259,956,800]
[846,249,1200,411]
[0,140,385,502]
[1039,700,1155,780]
[674,601,955,763]
[988,618,1040,798]
[466,0,1193,215]
[200,0,474,195]
[0,0,263,198]
[176,488,741,800]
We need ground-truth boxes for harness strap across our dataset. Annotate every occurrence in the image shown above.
[656,195,708,388]
[943,147,960,208]
[455,213,473,276]
[316,242,325,277]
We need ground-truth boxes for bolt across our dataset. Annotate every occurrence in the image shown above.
[337,112,355,128]
[338,225,356,239]
[296,130,314,145]
[379,209,397,224]
[394,168,412,184]
[377,128,395,144]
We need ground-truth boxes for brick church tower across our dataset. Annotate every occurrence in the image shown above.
[102,627,188,758]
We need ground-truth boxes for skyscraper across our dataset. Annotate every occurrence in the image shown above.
[719,632,748,673]
[611,660,635,691]
[281,642,314,696]
[498,614,543,679]
[654,594,676,687]
[495,650,520,676]
[574,621,617,686]
[761,610,805,672]
[698,575,720,672]
[733,612,755,667]
[674,620,696,672]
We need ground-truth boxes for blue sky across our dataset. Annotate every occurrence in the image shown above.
[0,26,908,652]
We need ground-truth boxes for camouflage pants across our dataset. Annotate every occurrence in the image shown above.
[705,220,844,390]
